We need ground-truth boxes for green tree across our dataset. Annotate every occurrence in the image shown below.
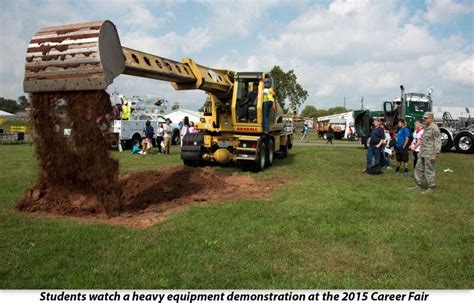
[18,95,30,110]
[270,66,308,110]
[0,97,20,114]
[327,106,349,115]
[301,105,319,118]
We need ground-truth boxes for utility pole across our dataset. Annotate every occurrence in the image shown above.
[344,97,346,109]
[361,97,364,110]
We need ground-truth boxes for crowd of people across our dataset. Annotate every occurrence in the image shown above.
[131,116,198,156]
[365,112,442,193]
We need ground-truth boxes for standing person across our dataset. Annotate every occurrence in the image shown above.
[382,126,393,169]
[180,116,189,146]
[120,98,131,120]
[410,119,424,169]
[413,112,441,192]
[394,119,411,176]
[364,118,385,173]
[142,120,154,155]
[300,124,309,143]
[188,121,198,134]
[163,118,173,155]
[155,122,164,154]
[262,84,276,134]
[326,129,334,145]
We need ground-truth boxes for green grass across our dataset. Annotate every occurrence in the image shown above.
[0,144,473,288]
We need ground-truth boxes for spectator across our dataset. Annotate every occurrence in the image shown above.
[394,119,411,176]
[163,118,173,155]
[155,122,164,154]
[326,129,334,145]
[188,121,199,134]
[364,117,384,173]
[142,120,154,155]
[300,124,309,143]
[180,116,189,146]
[131,141,143,155]
[412,112,442,193]
[410,119,424,169]
[382,125,392,169]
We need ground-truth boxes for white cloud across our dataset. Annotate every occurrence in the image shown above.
[439,56,474,85]
[424,0,474,23]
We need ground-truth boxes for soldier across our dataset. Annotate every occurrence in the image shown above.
[412,112,441,193]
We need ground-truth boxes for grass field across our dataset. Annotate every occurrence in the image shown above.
[0,144,473,289]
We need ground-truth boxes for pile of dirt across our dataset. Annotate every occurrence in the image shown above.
[19,166,284,228]
[17,91,121,214]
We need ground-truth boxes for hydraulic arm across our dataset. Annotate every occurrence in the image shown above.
[24,20,234,98]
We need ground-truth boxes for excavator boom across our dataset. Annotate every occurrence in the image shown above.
[24,20,234,97]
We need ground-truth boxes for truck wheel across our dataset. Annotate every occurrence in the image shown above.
[251,142,266,172]
[279,143,288,158]
[454,132,473,154]
[440,128,453,152]
[183,159,202,167]
[266,139,274,167]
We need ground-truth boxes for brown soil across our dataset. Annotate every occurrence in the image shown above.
[19,166,284,228]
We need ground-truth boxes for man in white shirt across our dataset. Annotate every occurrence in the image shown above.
[163,119,173,155]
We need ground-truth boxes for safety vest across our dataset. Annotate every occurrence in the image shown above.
[121,104,131,120]
[263,88,275,103]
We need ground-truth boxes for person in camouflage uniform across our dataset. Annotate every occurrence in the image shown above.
[413,112,442,192]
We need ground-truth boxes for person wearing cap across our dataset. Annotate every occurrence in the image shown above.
[364,117,384,173]
[163,118,173,155]
[412,112,441,192]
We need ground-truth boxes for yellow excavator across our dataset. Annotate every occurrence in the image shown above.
[24,20,293,171]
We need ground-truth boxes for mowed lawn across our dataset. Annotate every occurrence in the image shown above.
[0,144,472,289]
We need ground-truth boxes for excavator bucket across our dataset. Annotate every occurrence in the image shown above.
[24,20,125,93]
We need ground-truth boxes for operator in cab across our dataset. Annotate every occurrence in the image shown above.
[262,80,276,134]
[240,83,259,122]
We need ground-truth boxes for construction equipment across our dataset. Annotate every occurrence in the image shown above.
[24,20,293,171]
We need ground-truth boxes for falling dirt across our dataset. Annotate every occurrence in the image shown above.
[17,91,121,215]
[16,90,284,228]
[19,166,285,229]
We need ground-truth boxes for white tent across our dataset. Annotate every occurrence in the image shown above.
[0,110,14,118]
[164,109,201,124]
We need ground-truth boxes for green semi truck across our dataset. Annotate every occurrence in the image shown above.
[354,85,431,144]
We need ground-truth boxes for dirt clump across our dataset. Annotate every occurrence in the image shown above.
[19,166,284,228]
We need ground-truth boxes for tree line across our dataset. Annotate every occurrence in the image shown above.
[0,96,30,114]
[300,105,350,118]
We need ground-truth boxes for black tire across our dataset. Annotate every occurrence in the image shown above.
[440,128,454,152]
[279,143,288,158]
[183,159,201,167]
[454,132,474,154]
[266,139,274,167]
[251,142,266,172]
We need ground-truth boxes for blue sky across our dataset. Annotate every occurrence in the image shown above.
[1,0,473,111]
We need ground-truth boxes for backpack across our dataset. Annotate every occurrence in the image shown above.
[368,163,382,175]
